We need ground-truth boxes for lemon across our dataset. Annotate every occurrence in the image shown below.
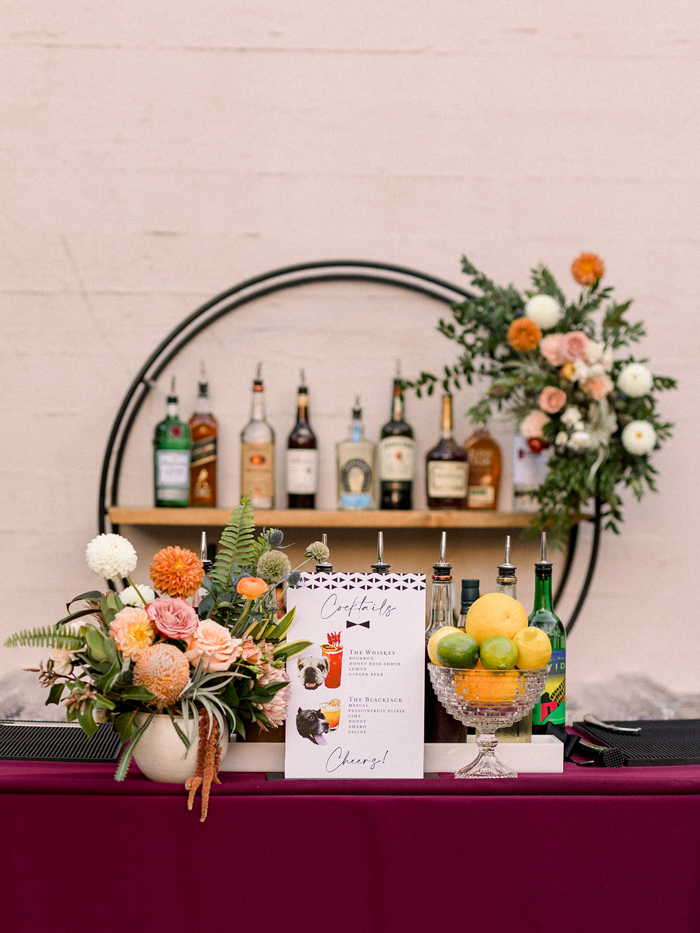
[464,593,529,645]
[479,635,518,670]
[435,631,480,670]
[513,627,552,670]
[427,626,462,665]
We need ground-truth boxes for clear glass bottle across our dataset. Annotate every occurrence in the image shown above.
[465,422,501,510]
[154,377,191,508]
[189,363,218,507]
[496,535,517,599]
[426,393,468,509]
[240,363,275,509]
[336,390,376,510]
[286,370,318,509]
[379,365,415,510]
[530,532,566,727]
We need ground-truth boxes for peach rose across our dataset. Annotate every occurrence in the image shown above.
[539,334,567,367]
[539,386,568,414]
[184,620,243,671]
[146,597,199,640]
[562,331,589,361]
[237,577,269,599]
[520,410,551,441]
[110,607,156,660]
[239,638,263,665]
[582,373,614,400]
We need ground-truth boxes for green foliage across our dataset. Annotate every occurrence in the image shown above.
[4,627,85,650]
[210,494,256,589]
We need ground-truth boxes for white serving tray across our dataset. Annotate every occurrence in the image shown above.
[220,735,563,774]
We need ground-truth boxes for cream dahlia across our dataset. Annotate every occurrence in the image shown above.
[524,294,562,330]
[618,363,653,398]
[621,420,657,456]
[133,643,191,708]
[119,583,156,607]
[86,534,138,581]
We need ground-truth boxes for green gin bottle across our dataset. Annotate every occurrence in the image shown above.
[530,532,566,726]
[154,377,192,507]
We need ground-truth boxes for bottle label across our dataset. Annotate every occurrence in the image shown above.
[286,449,318,494]
[340,492,372,509]
[427,461,467,498]
[241,442,275,502]
[379,437,415,481]
[532,649,566,726]
[340,457,372,493]
[191,436,217,467]
[467,485,495,507]
[155,449,190,490]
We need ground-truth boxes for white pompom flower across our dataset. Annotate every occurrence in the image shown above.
[85,534,138,581]
[524,294,562,330]
[568,431,594,450]
[618,363,653,398]
[622,420,657,455]
[120,583,156,607]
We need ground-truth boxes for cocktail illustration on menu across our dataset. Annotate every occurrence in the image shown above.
[321,631,343,688]
[320,698,341,731]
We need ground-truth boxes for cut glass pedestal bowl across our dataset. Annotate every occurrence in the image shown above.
[428,664,549,779]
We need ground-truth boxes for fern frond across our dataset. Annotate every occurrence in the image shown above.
[211,495,256,588]
[4,627,85,650]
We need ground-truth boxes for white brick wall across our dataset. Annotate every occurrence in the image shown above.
[1,3,698,700]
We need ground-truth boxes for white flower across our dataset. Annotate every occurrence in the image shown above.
[618,363,653,398]
[572,359,590,383]
[585,340,604,365]
[120,583,156,607]
[85,534,138,581]
[555,432,569,447]
[622,420,657,455]
[49,648,75,676]
[601,348,614,372]
[524,294,562,330]
[561,406,582,427]
[568,431,594,450]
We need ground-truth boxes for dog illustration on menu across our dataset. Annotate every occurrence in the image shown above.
[296,655,330,690]
[296,708,330,745]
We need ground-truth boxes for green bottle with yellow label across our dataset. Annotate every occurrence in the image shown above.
[529,533,566,727]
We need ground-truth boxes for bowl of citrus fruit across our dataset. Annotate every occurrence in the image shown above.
[427,593,551,780]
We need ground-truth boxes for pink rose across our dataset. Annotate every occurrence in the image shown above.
[582,373,614,400]
[184,620,243,671]
[539,333,567,367]
[520,410,551,441]
[539,386,568,414]
[240,638,263,665]
[146,597,199,640]
[562,331,589,361]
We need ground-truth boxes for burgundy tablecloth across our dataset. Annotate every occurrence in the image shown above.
[1,761,699,933]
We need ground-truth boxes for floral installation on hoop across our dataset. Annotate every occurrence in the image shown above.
[4,495,328,821]
[408,253,676,547]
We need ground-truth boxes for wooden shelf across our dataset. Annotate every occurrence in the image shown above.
[108,507,536,530]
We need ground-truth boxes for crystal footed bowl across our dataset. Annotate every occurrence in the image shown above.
[428,664,549,779]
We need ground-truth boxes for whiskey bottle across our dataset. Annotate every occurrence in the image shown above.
[379,365,415,510]
[425,393,468,509]
[241,364,275,509]
[530,532,566,727]
[154,377,191,508]
[465,422,501,510]
[286,370,318,509]
[189,363,218,507]
[336,390,376,510]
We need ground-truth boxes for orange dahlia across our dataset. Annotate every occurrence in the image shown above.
[133,643,191,708]
[149,546,204,599]
[507,317,542,353]
[571,252,604,286]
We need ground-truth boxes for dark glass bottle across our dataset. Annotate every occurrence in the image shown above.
[379,370,415,510]
[457,579,480,628]
[425,393,468,509]
[530,533,566,727]
[189,363,218,507]
[286,371,318,509]
[154,377,191,508]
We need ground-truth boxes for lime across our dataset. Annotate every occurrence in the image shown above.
[479,635,518,670]
[435,632,480,670]
[427,626,462,665]
[513,627,552,670]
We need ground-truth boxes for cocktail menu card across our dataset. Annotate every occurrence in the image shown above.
[285,572,426,779]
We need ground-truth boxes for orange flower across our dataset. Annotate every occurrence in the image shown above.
[149,546,204,599]
[133,644,191,708]
[507,317,542,353]
[560,362,575,381]
[571,252,604,286]
[237,576,269,599]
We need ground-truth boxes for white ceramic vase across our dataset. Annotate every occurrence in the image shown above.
[132,713,203,784]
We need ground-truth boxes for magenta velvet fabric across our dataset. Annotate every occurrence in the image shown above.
[1,762,699,933]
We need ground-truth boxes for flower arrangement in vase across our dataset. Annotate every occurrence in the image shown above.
[409,253,676,546]
[4,495,326,820]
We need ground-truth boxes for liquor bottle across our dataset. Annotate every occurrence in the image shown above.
[512,435,552,512]
[425,393,468,509]
[286,370,318,509]
[336,390,376,510]
[530,532,566,727]
[465,422,501,510]
[425,533,466,743]
[496,536,517,599]
[457,579,480,629]
[189,363,218,507]
[193,531,214,612]
[153,377,191,508]
[371,532,391,574]
[240,363,275,509]
[379,365,415,510]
